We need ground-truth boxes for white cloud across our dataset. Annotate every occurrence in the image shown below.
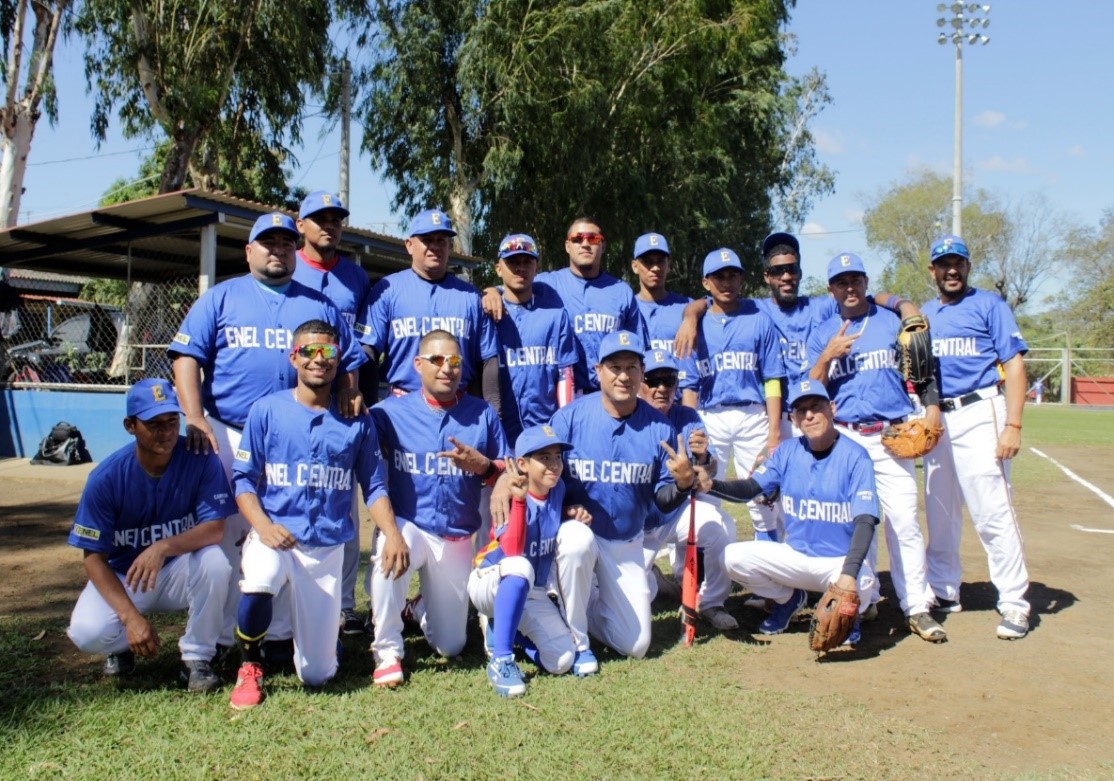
[974,155,1035,173]
[973,110,1026,130]
[843,208,865,224]
[812,129,844,155]
[974,110,1006,127]
[1067,144,1085,158]
[799,221,826,237]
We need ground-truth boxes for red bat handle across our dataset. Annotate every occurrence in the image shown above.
[681,490,699,647]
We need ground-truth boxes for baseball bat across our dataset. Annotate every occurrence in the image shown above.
[680,490,698,647]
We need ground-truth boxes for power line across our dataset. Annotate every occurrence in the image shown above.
[27,146,156,167]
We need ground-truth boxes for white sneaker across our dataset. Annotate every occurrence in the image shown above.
[996,611,1029,640]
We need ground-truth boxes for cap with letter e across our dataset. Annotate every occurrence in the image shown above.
[597,330,645,363]
[930,234,970,262]
[127,378,182,421]
[826,252,867,281]
[249,212,299,244]
[787,378,830,409]
[299,190,349,220]
[407,208,457,237]
[633,232,670,259]
[702,247,743,277]
[515,424,573,459]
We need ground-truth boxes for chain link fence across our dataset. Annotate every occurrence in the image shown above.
[1,270,198,389]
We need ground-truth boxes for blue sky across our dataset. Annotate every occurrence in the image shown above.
[16,2,1112,302]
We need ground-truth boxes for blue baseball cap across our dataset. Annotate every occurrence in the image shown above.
[787,378,830,409]
[762,231,800,258]
[597,330,645,363]
[515,424,573,459]
[407,208,457,237]
[702,247,743,277]
[249,213,299,244]
[930,234,970,262]
[498,233,539,260]
[127,378,182,421]
[299,190,349,220]
[826,252,867,281]
[633,232,670,259]
[643,348,678,374]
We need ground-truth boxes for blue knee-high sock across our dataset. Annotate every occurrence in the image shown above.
[492,575,529,659]
[236,592,273,664]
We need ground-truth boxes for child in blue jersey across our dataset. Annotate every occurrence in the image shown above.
[679,248,786,541]
[66,379,232,693]
[710,380,880,643]
[468,425,588,697]
[368,329,508,687]
[227,320,406,709]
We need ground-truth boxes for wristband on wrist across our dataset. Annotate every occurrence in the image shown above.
[1005,422,1022,430]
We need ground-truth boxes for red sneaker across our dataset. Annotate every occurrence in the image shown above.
[229,662,265,710]
[373,658,404,688]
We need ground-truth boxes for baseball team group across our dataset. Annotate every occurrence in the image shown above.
[63,190,1032,705]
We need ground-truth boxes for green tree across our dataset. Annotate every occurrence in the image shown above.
[862,169,1066,310]
[1051,210,1114,349]
[354,0,827,298]
[73,0,334,196]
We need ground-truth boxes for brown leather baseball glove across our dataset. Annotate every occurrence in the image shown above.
[881,419,944,459]
[809,583,861,653]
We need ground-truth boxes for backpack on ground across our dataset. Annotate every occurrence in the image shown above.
[31,421,92,466]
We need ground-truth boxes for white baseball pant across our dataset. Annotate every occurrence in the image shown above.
[468,557,576,674]
[723,540,875,611]
[643,497,733,610]
[924,394,1029,614]
[838,425,934,616]
[240,532,344,687]
[554,521,651,659]
[699,403,783,538]
[207,415,294,646]
[369,520,473,664]
[67,545,230,661]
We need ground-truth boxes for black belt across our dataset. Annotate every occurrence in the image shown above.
[940,385,1001,412]
[835,418,904,435]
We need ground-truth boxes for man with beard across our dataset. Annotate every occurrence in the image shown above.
[921,235,1031,640]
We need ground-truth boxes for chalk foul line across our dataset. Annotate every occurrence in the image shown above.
[1029,447,1114,533]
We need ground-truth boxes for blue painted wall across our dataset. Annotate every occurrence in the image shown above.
[0,388,133,459]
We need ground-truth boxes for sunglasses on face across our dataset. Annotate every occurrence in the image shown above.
[420,353,463,369]
[500,237,538,255]
[567,232,605,245]
[765,262,801,277]
[644,374,678,389]
[293,343,339,360]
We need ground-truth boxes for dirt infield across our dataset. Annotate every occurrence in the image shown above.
[2,446,1112,777]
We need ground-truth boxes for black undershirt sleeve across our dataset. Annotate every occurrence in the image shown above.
[841,514,879,577]
[708,477,764,503]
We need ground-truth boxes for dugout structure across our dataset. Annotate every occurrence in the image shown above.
[0,189,479,458]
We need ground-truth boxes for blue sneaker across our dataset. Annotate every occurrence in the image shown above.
[843,618,862,646]
[571,649,598,677]
[758,589,807,635]
[487,656,526,697]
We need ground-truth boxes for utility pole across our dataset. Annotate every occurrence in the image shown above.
[339,58,351,207]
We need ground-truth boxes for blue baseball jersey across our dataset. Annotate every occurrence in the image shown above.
[68,439,233,574]
[806,304,913,423]
[921,288,1028,397]
[494,291,579,445]
[644,404,712,532]
[754,295,838,385]
[549,396,674,541]
[169,276,366,428]
[680,300,785,407]
[639,291,691,389]
[371,392,508,538]
[534,268,648,391]
[477,481,565,587]
[752,433,878,558]
[356,269,498,392]
[292,251,371,329]
[231,390,389,547]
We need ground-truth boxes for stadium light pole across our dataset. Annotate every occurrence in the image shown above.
[937,3,990,237]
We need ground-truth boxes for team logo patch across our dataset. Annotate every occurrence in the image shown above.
[654,350,665,362]
[234,448,251,462]
[649,235,659,246]
[542,425,555,438]
[618,332,630,346]
[213,492,229,502]
[322,194,333,207]
[720,251,730,262]
[151,384,167,403]
[172,332,191,345]
[857,490,874,502]
[271,214,283,226]
[755,464,767,475]
[840,255,851,267]
[432,212,442,225]
[72,524,100,541]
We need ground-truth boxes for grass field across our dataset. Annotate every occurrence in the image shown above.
[1,404,1111,781]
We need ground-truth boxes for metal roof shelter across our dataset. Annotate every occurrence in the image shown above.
[0,189,480,289]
